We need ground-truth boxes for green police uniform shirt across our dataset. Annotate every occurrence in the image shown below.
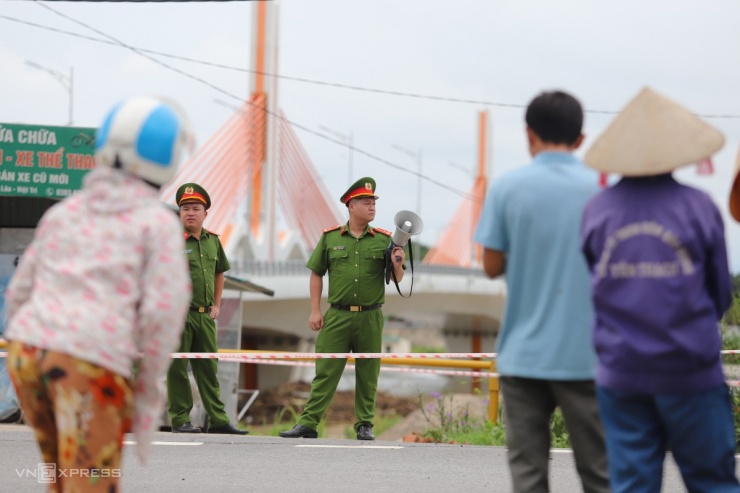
[184,228,230,307]
[306,223,391,306]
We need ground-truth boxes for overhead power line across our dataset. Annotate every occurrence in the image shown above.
[23,2,479,204]
[3,12,740,119]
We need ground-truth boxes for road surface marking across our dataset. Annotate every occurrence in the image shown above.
[124,441,203,446]
[295,444,403,449]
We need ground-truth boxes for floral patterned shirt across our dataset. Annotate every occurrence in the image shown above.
[5,167,191,463]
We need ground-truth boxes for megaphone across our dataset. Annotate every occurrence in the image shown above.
[385,210,423,284]
[390,210,423,255]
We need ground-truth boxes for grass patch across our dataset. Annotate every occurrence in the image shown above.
[411,345,445,353]
[447,420,507,446]
[416,390,572,447]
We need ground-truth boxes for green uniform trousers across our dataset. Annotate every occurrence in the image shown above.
[298,307,384,432]
[167,311,229,428]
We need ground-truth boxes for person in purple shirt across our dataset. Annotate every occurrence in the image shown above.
[581,87,739,493]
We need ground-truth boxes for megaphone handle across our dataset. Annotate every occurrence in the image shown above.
[388,238,414,298]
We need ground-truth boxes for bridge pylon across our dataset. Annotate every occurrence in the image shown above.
[424,110,491,268]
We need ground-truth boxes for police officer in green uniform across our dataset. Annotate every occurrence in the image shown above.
[167,183,247,435]
[279,177,406,440]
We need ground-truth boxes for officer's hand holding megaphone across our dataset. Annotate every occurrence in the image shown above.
[385,210,423,286]
[386,245,406,286]
[390,246,406,269]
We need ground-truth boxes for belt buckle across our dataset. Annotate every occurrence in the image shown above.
[198,307,206,313]
[350,306,361,312]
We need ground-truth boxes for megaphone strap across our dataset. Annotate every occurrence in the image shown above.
[387,238,414,298]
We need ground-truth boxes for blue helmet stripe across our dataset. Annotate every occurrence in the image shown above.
[136,106,180,167]
[95,101,123,151]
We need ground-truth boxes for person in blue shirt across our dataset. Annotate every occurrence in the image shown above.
[474,90,609,493]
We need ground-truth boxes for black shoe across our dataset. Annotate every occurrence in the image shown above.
[279,424,318,438]
[0,409,22,424]
[172,422,201,433]
[356,423,374,441]
[207,423,249,435]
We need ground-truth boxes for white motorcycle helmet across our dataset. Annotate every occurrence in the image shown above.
[95,96,193,186]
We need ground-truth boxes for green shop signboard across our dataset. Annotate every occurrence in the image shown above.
[0,123,96,199]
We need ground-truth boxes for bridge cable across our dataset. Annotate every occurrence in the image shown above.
[24,2,480,204]
[3,12,739,120]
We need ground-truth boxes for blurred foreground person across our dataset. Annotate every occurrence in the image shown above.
[581,87,740,493]
[5,96,192,492]
[728,145,740,224]
[474,90,609,493]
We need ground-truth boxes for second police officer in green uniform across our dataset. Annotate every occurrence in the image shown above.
[280,177,406,440]
[167,183,248,435]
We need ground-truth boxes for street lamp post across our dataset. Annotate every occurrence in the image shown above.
[391,144,424,257]
[26,61,73,126]
[319,125,353,187]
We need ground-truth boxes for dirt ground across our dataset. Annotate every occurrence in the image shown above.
[244,382,489,441]
[245,381,419,426]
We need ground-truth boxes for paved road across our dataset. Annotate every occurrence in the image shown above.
[0,424,723,492]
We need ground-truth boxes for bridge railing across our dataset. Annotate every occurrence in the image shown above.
[231,260,488,278]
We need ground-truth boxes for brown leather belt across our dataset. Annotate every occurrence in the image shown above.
[190,306,209,313]
[330,304,382,312]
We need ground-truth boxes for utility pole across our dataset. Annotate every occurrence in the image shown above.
[391,143,424,254]
[26,61,73,126]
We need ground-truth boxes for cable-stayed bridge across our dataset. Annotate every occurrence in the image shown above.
[156,2,505,392]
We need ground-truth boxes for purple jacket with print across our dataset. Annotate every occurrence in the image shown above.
[581,174,731,394]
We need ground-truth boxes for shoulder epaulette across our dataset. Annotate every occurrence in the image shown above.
[373,227,392,237]
[204,228,221,236]
[323,225,341,234]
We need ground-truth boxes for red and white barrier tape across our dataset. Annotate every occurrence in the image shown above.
[4,349,740,359]
[171,352,497,360]
[3,345,740,385]
[250,358,499,379]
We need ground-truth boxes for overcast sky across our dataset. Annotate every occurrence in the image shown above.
[2,0,740,269]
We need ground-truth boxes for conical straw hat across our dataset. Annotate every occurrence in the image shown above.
[585,87,724,176]
[729,146,740,222]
